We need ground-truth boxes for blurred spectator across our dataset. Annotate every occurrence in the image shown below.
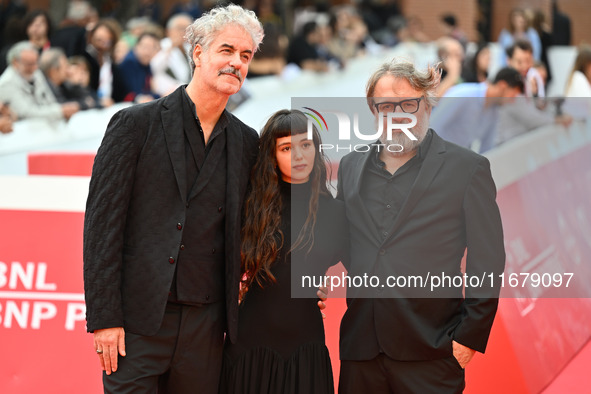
[118,32,161,103]
[136,0,162,24]
[358,0,401,41]
[83,19,126,104]
[0,9,54,75]
[532,61,548,89]
[327,6,372,63]
[151,13,192,96]
[120,16,155,49]
[40,47,71,99]
[405,16,430,43]
[286,21,330,72]
[113,38,131,64]
[23,10,53,53]
[358,0,400,34]
[0,41,79,121]
[0,0,27,48]
[0,102,16,134]
[565,46,591,97]
[115,17,163,64]
[436,36,464,96]
[506,40,544,98]
[498,58,572,145]
[317,20,344,68]
[68,55,92,86]
[51,0,96,58]
[495,94,572,147]
[167,0,202,20]
[0,17,26,75]
[372,15,406,47]
[531,9,553,84]
[462,43,490,83]
[440,13,468,49]
[430,67,524,153]
[551,0,571,46]
[497,8,541,66]
[247,22,287,78]
[39,48,99,110]
[67,55,103,108]
[250,0,282,26]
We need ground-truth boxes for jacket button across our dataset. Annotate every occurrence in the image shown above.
[169,257,175,264]
[180,244,185,250]
[379,249,386,256]
[177,223,182,230]
[218,206,223,212]
[205,295,210,301]
[212,248,216,254]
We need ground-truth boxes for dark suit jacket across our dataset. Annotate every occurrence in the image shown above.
[337,130,505,361]
[83,87,259,342]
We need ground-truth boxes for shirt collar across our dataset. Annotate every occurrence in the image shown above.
[181,85,229,130]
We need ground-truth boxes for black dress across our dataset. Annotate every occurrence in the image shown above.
[220,179,347,394]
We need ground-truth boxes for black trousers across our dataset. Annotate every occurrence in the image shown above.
[103,301,224,394]
[339,354,465,394]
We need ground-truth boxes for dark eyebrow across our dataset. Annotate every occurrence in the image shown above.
[220,43,253,55]
[277,142,291,147]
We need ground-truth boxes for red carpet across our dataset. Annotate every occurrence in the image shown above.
[542,338,591,393]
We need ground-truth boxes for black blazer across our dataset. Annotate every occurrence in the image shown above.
[337,130,505,361]
[83,87,259,342]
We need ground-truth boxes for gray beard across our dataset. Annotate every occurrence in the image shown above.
[380,129,424,155]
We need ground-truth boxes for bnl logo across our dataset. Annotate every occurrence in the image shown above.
[302,107,418,141]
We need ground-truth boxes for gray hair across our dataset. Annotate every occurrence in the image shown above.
[184,4,264,71]
[66,0,92,21]
[167,13,192,30]
[126,16,153,31]
[39,47,66,74]
[7,41,37,64]
[366,58,441,111]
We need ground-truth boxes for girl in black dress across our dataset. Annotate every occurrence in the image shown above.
[220,109,347,394]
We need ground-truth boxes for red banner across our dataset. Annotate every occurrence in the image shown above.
[0,210,101,394]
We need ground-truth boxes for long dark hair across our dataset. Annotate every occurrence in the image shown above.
[241,109,330,292]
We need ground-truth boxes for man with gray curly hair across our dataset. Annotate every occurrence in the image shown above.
[337,59,505,393]
[83,4,263,393]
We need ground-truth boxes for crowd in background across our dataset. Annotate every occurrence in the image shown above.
[0,0,590,149]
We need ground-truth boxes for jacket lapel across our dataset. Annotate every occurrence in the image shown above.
[187,136,223,201]
[383,131,446,243]
[161,89,188,205]
[225,121,244,206]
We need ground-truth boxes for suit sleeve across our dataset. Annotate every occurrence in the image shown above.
[452,156,506,353]
[83,109,145,332]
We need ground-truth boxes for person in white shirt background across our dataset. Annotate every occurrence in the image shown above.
[151,13,193,97]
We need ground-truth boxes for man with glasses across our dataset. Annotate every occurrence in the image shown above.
[336,59,505,393]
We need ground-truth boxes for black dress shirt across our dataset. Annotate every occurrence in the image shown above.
[360,130,433,240]
[168,87,228,304]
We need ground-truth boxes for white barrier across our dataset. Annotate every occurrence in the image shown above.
[0,115,590,394]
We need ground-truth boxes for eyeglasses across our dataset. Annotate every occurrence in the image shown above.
[373,98,423,114]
